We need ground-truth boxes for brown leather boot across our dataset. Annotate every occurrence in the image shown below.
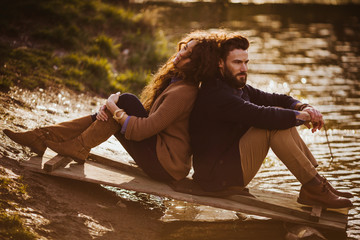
[317,175,354,198]
[41,115,93,142]
[45,110,121,164]
[297,178,353,209]
[3,115,93,156]
[3,129,46,156]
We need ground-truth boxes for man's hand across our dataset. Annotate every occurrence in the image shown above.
[303,106,324,133]
[96,105,108,121]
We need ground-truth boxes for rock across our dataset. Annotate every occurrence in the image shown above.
[116,200,127,208]
[285,224,326,240]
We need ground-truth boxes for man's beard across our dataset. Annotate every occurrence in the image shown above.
[223,66,247,89]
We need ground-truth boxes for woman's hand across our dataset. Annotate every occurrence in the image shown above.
[106,92,121,109]
[96,105,108,121]
[107,92,121,104]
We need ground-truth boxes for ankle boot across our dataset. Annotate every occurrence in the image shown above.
[297,177,353,209]
[3,129,46,156]
[45,110,121,164]
[317,175,353,198]
[3,115,93,156]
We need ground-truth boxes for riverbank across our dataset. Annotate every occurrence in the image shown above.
[0,86,352,240]
[0,86,167,239]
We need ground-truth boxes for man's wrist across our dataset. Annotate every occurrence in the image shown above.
[297,111,311,122]
[298,103,310,111]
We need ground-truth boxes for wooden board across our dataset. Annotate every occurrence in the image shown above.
[20,150,349,231]
[43,155,72,172]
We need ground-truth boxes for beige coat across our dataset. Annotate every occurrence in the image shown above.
[125,81,198,180]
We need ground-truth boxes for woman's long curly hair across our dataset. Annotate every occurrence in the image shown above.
[140,30,227,111]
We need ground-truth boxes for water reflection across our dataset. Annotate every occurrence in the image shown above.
[128,2,360,239]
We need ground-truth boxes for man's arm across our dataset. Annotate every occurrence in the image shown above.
[246,85,299,109]
[247,86,324,132]
[214,89,297,130]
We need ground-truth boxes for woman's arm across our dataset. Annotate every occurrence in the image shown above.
[105,92,129,126]
[125,84,197,141]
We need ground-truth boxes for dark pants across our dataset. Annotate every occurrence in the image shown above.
[113,93,174,182]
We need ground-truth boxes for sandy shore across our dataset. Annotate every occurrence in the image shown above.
[0,87,165,239]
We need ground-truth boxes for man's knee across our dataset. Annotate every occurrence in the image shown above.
[246,127,270,138]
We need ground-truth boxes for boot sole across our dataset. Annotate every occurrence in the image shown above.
[297,197,353,209]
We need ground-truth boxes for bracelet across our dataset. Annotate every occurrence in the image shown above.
[113,109,126,122]
[299,103,310,111]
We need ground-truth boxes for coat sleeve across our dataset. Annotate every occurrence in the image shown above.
[125,85,197,141]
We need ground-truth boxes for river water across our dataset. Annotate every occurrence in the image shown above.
[118,2,360,239]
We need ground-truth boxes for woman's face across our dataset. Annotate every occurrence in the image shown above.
[173,40,199,69]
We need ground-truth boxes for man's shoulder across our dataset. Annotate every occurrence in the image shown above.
[196,79,245,107]
[200,78,232,94]
[243,84,255,91]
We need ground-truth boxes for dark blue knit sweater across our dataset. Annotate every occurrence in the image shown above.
[189,77,299,191]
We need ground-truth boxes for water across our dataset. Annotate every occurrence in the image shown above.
[125,2,360,239]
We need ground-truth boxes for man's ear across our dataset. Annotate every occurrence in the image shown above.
[219,59,224,69]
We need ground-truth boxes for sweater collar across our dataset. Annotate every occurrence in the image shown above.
[170,76,182,84]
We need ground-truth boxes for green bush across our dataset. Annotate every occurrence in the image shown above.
[0,175,36,240]
[59,54,113,94]
[1,48,56,90]
[0,212,36,240]
[111,69,151,95]
[32,24,82,50]
[0,0,174,95]
[89,35,121,58]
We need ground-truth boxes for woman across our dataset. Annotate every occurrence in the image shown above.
[4,31,223,182]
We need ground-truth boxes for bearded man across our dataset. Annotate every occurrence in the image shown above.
[189,34,353,209]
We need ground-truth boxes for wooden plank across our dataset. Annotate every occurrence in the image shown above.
[43,155,72,172]
[310,206,322,222]
[87,153,348,225]
[227,194,314,222]
[20,152,349,231]
[88,153,145,177]
[249,189,348,224]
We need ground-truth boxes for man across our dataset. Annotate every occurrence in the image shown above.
[189,34,353,208]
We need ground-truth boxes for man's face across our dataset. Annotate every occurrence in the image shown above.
[219,48,249,89]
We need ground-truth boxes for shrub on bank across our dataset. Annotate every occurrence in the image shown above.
[0,0,172,95]
[0,174,37,240]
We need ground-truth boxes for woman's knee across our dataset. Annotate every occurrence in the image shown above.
[116,93,140,107]
[116,93,147,117]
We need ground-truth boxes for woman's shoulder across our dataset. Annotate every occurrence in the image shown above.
[160,81,198,105]
[169,80,198,93]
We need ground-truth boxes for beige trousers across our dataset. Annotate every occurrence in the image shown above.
[239,127,319,186]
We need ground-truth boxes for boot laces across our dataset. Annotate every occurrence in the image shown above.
[321,180,330,193]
